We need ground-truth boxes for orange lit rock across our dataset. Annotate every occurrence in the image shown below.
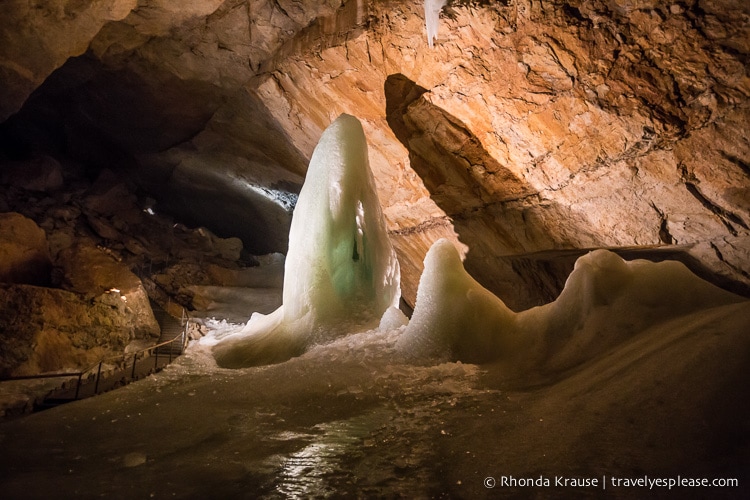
[0,282,157,377]
[1,0,748,308]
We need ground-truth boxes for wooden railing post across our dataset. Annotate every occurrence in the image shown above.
[94,361,103,394]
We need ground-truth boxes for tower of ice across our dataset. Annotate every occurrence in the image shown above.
[213,114,401,367]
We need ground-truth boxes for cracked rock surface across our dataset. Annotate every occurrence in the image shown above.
[1,0,748,309]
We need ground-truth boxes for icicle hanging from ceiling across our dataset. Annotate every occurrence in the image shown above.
[424,0,447,48]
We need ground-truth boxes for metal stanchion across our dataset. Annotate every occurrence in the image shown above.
[74,373,83,399]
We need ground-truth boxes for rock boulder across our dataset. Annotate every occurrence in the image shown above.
[0,282,158,377]
[0,212,51,285]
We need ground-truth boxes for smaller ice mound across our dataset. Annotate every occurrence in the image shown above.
[397,239,747,370]
[396,239,517,363]
[212,114,401,368]
[378,306,409,332]
[528,247,746,372]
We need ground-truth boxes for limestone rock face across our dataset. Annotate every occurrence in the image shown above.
[0,212,51,285]
[1,0,749,309]
[0,237,161,376]
[0,155,284,376]
[0,283,156,377]
[58,242,146,294]
[0,0,138,122]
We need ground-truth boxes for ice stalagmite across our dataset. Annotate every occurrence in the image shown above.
[213,114,401,368]
[396,238,518,363]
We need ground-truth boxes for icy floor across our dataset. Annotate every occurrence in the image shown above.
[1,302,749,499]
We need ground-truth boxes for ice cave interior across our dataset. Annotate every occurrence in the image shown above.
[1,0,749,498]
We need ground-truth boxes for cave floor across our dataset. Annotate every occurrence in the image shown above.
[0,302,748,499]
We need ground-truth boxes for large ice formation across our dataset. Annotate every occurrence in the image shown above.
[397,238,746,370]
[424,0,448,48]
[212,114,401,367]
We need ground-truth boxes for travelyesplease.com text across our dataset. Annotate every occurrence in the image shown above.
[484,475,739,490]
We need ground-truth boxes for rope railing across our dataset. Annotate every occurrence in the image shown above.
[1,308,192,404]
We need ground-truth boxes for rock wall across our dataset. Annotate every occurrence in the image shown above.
[0,212,51,286]
[1,0,748,309]
[0,206,161,376]
[0,0,138,122]
[0,157,281,375]
[0,283,153,377]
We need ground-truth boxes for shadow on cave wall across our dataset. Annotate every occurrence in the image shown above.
[384,73,579,309]
[384,74,750,308]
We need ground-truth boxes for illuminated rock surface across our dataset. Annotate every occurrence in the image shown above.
[1,0,748,308]
[0,169,265,379]
[0,212,51,286]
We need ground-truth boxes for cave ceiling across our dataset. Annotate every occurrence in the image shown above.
[1,0,749,309]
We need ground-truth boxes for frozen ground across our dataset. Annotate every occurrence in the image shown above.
[0,298,748,498]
